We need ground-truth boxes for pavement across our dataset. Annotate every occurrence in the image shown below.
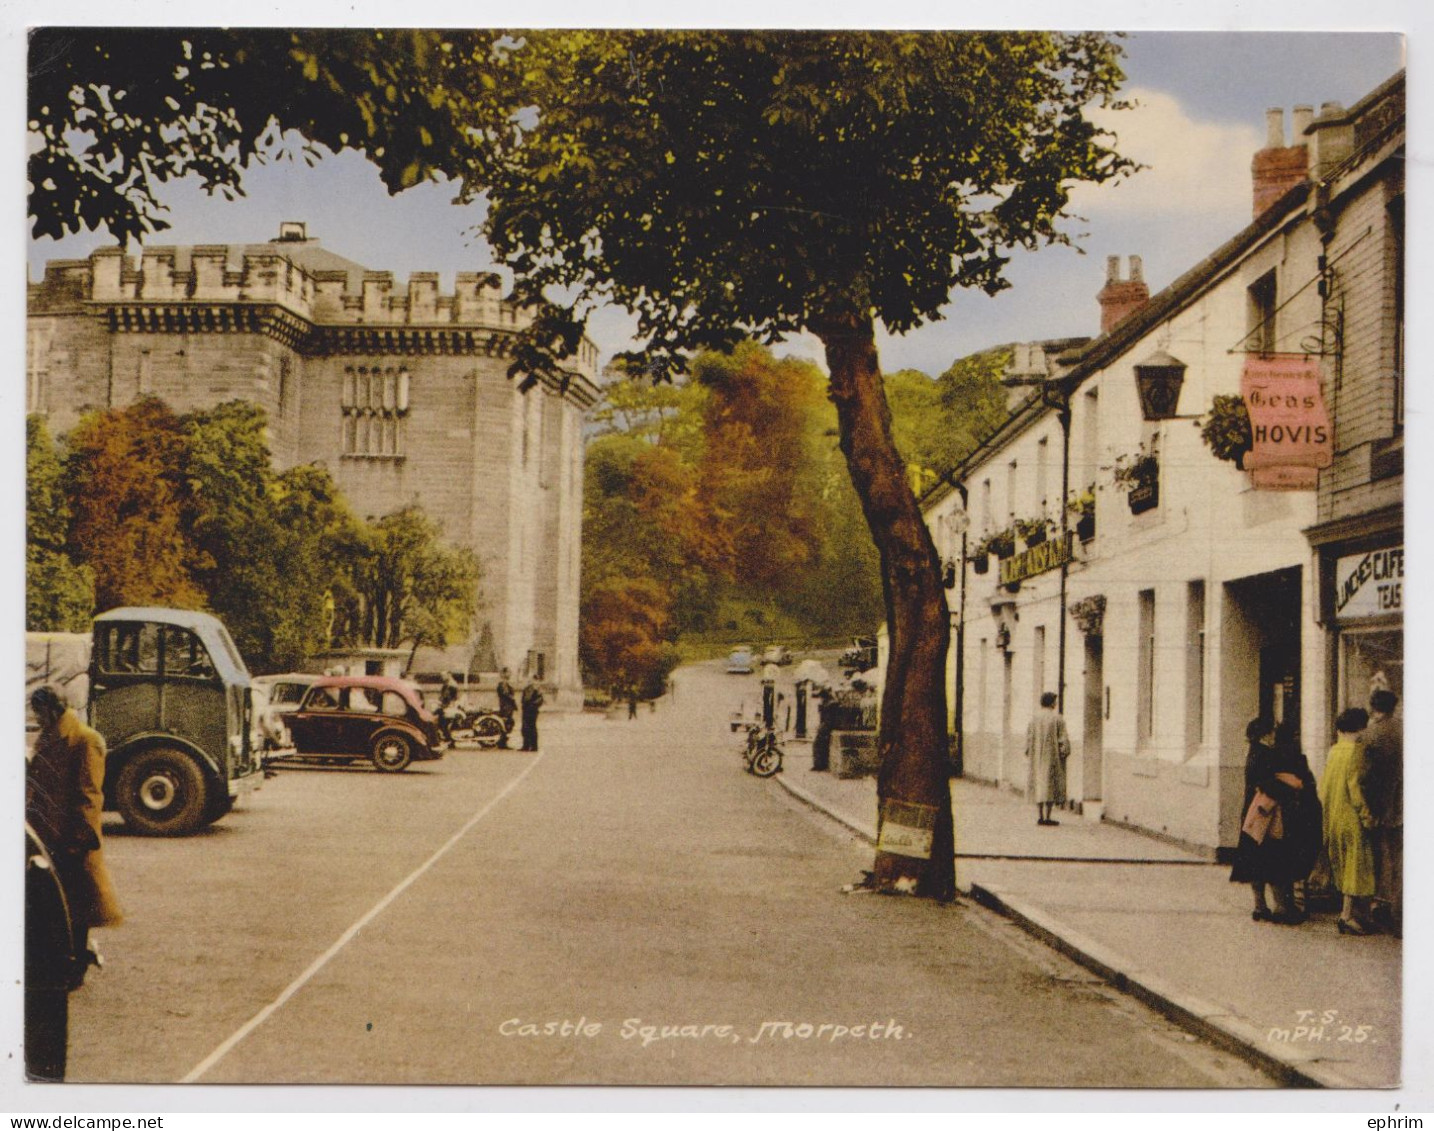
[776,751,1403,1089]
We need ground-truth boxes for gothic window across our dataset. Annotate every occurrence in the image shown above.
[341,366,409,458]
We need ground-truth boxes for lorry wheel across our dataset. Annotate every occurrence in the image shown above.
[371,732,413,773]
[115,748,209,836]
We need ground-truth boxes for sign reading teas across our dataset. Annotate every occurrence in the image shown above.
[1335,546,1403,620]
[1241,355,1333,488]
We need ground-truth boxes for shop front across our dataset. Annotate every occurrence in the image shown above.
[1311,509,1404,728]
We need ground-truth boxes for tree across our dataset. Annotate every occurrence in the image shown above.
[26,415,94,631]
[341,505,480,654]
[62,398,208,611]
[28,29,1132,899]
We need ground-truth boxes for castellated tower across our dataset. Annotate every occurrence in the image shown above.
[26,224,597,705]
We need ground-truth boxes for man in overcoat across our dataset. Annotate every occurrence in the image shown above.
[519,677,545,752]
[495,668,517,748]
[1025,691,1071,826]
[1363,688,1402,935]
[26,685,123,956]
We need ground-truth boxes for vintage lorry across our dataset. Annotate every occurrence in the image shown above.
[26,607,263,836]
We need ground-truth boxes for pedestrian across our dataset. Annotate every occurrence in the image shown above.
[1229,718,1320,924]
[1025,692,1070,826]
[437,672,460,744]
[1321,707,1376,935]
[627,688,638,720]
[1361,689,1402,935]
[26,685,123,966]
[520,676,545,752]
[495,667,516,749]
[761,662,779,728]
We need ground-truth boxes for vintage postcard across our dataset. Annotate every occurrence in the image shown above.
[13,15,1416,1112]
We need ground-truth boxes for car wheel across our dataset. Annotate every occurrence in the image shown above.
[473,715,505,748]
[371,732,413,773]
[115,747,210,835]
[751,749,782,778]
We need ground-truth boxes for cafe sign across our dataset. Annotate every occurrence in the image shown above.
[1241,355,1333,490]
[1000,532,1075,587]
[1335,546,1403,620]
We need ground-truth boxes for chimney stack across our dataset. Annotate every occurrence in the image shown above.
[1251,106,1310,218]
[1097,255,1150,334]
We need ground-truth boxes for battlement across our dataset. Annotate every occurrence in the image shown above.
[29,238,602,377]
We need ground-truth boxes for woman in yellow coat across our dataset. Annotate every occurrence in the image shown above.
[26,686,124,951]
[1321,707,1375,935]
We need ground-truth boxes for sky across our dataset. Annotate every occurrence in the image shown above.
[17,24,1407,380]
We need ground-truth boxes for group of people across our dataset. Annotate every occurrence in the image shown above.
[1232,688,1402,936]
[1023,686,1402,936]
[439,668,545,751]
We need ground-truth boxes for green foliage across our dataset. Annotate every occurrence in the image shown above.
[343,505,480,652]
[27,416,95,631]
[1200,395,1254,466]
[30,396,475,670]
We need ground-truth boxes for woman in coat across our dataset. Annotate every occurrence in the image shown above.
[1025,692,1070,826]
[1229,718,1319,924]
[26,686,123,952]
[1322,707,1376,935]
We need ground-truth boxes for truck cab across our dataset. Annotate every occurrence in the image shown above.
[88,608,262,835]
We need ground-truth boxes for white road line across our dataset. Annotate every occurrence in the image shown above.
[181,752,546,1083]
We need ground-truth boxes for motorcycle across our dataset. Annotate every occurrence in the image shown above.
[441,704,512,748]
[740,722,784,778]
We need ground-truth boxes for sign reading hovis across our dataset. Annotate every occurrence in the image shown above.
[1240,355,1333,490]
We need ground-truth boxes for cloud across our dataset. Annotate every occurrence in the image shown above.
[1072,87,1265,223]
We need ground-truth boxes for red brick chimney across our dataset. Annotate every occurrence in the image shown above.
[1097,255,1149,334]
[1251,106,1312,218]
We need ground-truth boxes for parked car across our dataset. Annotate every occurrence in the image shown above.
[725,648,755,675]
[279,676,445,772]
[251,673,320,750]
[761,645,793,666]
[839,635,879,675]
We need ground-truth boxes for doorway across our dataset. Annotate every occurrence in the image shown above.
[1083,634,1104,802]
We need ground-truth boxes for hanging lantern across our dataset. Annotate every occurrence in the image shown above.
[1134,350,1188,420]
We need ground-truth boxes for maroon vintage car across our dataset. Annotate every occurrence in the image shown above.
[281,676,445,772]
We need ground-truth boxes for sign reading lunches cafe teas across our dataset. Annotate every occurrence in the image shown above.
[1335,547,1403,621]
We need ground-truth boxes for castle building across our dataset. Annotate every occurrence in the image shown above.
[27,222,597,705]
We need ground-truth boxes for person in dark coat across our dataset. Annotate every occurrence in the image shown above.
[495,668,517,748]
[1229,718,1320,925]
[26,685,124,948]
[519,678,544,752]
[1362,688,1402,935]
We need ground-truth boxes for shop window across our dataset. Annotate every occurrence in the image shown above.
[1137,589,1155,748]
[1247,270,1277,356]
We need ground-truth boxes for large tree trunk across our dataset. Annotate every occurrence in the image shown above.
[814,308,955,901]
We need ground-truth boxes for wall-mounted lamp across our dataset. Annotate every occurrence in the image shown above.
[1133,350,1189,420]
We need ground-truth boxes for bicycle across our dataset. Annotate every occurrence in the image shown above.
[741,723,784,778]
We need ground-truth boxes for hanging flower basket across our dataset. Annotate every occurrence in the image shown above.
[1199,395,1253,469]
[1015,516,1048,547]
[1113,448,1159,514]
[1066,486,1096,542]
[972,554,989,575]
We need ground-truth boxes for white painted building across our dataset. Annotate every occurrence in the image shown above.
[926,73,1404,854]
